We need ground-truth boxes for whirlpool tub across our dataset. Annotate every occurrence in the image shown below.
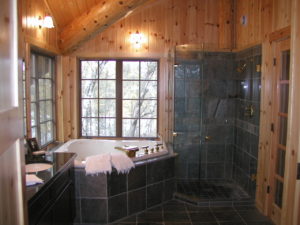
[55,139,170,167]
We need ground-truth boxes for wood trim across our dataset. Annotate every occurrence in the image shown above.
[268,37,290,225]
[269,26,291,43]
[55,56,64,142]
[25,43,32,137]
[25,35,60,55]
[232,41,262,52]
[256,40,274,214]
[285,0,300,224]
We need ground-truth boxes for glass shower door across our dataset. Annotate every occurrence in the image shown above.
[172,49,203,179]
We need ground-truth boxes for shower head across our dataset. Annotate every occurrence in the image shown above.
[237,63,247,73]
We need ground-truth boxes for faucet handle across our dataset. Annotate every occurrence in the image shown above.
[155,143,163,152]
[142,145,149,154]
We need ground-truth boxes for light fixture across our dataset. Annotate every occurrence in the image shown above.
[37,15,54,29]
[129,31,146,49]
[43,16,54,28]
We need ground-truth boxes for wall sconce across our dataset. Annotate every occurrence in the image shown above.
[129,31,146,49]
[38,15,54,29]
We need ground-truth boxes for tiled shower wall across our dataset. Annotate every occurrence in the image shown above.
[174,46,262,196]
[233,45,262,198]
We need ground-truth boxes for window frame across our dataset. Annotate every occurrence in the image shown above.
[29,51,56,147]
[79,58,159,139]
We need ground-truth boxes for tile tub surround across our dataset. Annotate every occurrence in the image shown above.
[73,156,176,225]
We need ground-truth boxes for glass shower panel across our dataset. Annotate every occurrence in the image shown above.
[173,48,203,179]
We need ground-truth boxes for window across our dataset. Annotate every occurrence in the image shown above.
[80,59,158,138]
[30,53,56,146]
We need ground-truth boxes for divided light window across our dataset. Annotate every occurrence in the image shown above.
[30,53,56,146]
[80,60,158,138]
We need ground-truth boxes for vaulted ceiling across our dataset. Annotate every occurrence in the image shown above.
[45,0,103,29]
[44,0,151,53]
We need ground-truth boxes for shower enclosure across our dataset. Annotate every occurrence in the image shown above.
[172,45,262,205]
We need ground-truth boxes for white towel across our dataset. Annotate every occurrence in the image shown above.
[26,174,43,186]
[85,154,112,175]
[111,153,135,174]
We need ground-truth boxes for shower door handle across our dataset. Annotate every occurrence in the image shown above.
[204,136,212,141]
[173,131,183,137]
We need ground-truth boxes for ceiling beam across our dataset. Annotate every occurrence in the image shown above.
[59,0,150,53]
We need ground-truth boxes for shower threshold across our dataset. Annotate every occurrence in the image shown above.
[174,179,253,207]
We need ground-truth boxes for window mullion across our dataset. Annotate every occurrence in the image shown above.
[98,61,100,136]
[116,60,123,137]
[138,61,141,138]
[35,60,41,145]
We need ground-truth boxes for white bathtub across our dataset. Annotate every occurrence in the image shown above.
[55,139,169,167]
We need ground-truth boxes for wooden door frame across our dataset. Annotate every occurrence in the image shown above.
[287,0,300,224]
[268,36,290,224]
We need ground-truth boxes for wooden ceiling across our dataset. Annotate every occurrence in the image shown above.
[45,0,103,29]
[44,0,151,53]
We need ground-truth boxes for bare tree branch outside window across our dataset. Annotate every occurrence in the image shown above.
[80,60,158,138]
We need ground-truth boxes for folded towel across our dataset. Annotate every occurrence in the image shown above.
[26,174,43,186]
[111,153,135,174]
[85,154,112,175]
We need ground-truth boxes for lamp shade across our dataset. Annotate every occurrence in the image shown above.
[43,16,54,28]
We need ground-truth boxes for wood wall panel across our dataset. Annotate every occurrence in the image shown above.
[60,56,79,141]
[21,0,60,53]
[72,0,234,57]
[235,0,291,50]
[256,40,274,213]
[273,0,291,31]
[55,56,64,142]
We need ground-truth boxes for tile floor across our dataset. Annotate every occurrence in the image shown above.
[174,180,251,206]
[176,180,250,200]
[111,200,274,225]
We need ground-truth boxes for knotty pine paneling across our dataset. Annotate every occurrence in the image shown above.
[46,0,102,29]
[21,0,60,53]
[72,0,234,57]
[235,0,292,50]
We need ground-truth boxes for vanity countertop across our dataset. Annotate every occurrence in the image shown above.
[26,152,76,202]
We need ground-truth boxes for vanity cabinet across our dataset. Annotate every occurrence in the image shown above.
[28,163,75,225]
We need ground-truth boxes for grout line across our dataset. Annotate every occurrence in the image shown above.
[183,202,193,225]
[233,205,248,225]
